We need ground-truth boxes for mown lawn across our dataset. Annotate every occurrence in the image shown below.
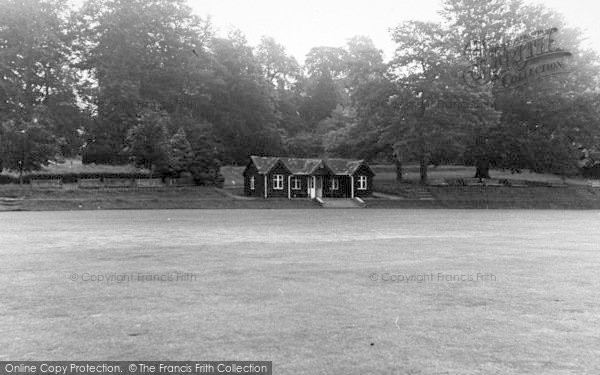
[371,164,589,185]
[0,209,599,374]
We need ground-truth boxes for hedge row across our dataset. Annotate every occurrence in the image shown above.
[0,171,224,187]
[0,172,152,184]
[444,178,529,186]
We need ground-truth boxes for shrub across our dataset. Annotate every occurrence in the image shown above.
[213,173,225,188]
[581,164,600,179]
[82,143,129,165]
[524,180,552,187]
[0,175,18,184]
[446,178,466,186]
[0,171,154,184]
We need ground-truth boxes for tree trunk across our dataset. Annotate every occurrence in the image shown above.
[419,156,428,185]
[474,158,491,180]
[395,158,403,181]
[19,141,25,185]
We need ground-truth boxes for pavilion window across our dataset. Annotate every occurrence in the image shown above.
[331,177,339,190]
[292,177,302,190]
[273,174,284,190]
[358,175,367,190]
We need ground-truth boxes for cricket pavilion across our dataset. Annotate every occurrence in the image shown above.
[243,155,375,199]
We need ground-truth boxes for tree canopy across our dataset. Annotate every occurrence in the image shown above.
[0,0,598,182]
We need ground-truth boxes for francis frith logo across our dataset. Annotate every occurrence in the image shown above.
[462,27,572,89]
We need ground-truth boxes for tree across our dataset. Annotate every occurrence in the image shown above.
[256,36,307,137]
[484,89,600,176]
[443,0,600,178]
[169,127,193,177]
[0,0,83,157]
[126,106,171,176]
[285,132,324,158]
[207,31,284,163]
[441,0,523,178]
[0,118,58,184]
[256,36,301,91]
[301,47,349,125]
[344,36,387,105]
[337,37,396,175]
[388,21,499,184]
[184,122,222,185]
[76,0,205,163]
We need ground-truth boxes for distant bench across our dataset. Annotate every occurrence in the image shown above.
[78,178,103,189]
[428,178,448,186]
[32,177,182,189]
[78,178,164,189]
[77,178,133,189]
[165,177,195,187]
[103,178,134,188]
[135,178,164,188]
[444,178,509,187]
[31,179,63,189]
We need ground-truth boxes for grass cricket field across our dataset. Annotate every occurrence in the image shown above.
[1,209,599,374]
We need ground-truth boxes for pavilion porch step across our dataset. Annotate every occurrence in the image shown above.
[317,198,365,208]
[398,186,436,200]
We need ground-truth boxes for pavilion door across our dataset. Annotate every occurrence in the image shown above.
[308,176,322,199]
[315,176,322,198]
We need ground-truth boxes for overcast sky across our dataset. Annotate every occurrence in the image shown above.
[189,0,600,62]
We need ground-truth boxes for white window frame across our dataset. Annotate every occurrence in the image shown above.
[331,177,339,190]
[250,176,255,190]
[358,175,367,190]
[291,177,301,190]
[273,174,284,190]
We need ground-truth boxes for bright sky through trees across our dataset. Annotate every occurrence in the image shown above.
[188,0,600,61]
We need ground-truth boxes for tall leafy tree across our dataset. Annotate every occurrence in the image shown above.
[443,0,600,177]
[329,37,395,171]
[169,127,193,177]
[207,31,283,163]
[76,0,205,163]
[0,117,58,183]
[387,21,499,183]
[344,36,386,104]
[256,36,301,91]
[301,47,348,125]
[440,0,523,178]
[126,105,171,175]
[256,36,307,140]
[0,0,81,158]
[184,122,222,185]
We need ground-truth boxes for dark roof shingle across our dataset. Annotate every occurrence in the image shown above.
[280,157,323,174]
[250,156,281,174]
[249,155,372,176]
[324,158,365,175]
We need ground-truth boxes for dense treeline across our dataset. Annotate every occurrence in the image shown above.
[1,0,599,183]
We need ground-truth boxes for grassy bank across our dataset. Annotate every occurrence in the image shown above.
[2,184,600,210]
[366,185,600,209]
[370,164,590,186]
[0,185,320,211]
[428,185,600,209]
[1,161,599,210]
